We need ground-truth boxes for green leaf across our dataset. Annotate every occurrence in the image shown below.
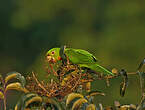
[25,96,42,108]
[87,90,105,97]
[0,91,4,99]
[0,74,3,88]
[86,104,96,110]
[15,93,41,110]
[5,72,26,87]
[66,93,84,109]
[72,98,88,110]
[80,103,88,110]
[5,82,28,93]
[0,74,2,80]
[42,97,62,110]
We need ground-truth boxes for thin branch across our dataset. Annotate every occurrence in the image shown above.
[32,72,50,97]
[49,64,58,76]
[127,72,137,75]
[137,71,145,110]
[3,80,6,110]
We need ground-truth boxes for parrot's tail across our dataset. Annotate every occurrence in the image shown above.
[79,64,114,76]
[95,64,114,76]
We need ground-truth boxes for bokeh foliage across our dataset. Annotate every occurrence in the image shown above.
[0,0,145,108]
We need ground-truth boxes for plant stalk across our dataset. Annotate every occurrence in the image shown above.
[3,81,6,110]
[137,72,145,110]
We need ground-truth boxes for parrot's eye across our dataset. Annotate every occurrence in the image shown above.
[51,51,55,55]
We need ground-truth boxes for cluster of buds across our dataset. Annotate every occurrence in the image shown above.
[26,61,95,100]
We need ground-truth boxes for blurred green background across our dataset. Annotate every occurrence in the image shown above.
[0,0,145,109]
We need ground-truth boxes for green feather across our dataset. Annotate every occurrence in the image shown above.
[46,48,114,76]
[65,48,113,75]
[79,64,113,75]
[65,48,98,64]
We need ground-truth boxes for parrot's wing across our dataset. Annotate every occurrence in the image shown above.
[65,48,98,64]
[75,49,98,62]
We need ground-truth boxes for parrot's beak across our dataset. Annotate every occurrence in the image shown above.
[46,55,52,62]
[46,54,57,63]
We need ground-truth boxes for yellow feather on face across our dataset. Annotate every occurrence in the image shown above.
[46,48,61,63]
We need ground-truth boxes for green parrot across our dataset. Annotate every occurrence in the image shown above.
[46,47,114,76]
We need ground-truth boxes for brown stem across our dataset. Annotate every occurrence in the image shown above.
[3,93,6,110]
[137,72,145,110]
[107,72,137,79]
[99,103,103,110]
[32,72,50,97]
[127,72,137,75]
[3,81,6,110]
[49,64,58,76]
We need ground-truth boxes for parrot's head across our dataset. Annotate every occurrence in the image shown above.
[46,48,62,63]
